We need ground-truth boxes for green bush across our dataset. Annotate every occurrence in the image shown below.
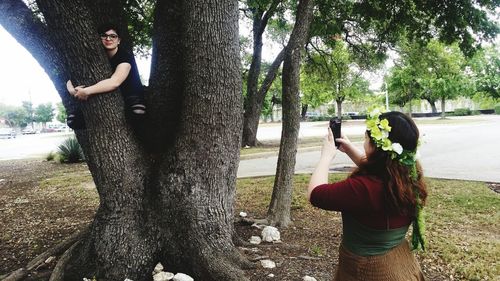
[57,137,85,163]
[45,151,55,161]
[310,116,331,121]
[471,110,481,115]
[341,114,352,120]
[453,108,471,116]
[495,104,500,114]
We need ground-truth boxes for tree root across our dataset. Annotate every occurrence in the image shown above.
[48,241,80,281]
[0,226,88,281]
[0,268,27,281]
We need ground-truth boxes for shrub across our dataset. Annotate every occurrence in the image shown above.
[57,137,85,163]
[45,151,55,161]
[495,104,500,114]
[453,108,471,116]
[341,114,352,120]
[471,110,481,115]
[310,116,331,121]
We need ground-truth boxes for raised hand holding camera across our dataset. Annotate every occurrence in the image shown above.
[329,117,342,148]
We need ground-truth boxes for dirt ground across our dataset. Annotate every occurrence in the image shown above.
[1,159,450,280]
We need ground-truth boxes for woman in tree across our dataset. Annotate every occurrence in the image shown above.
[66,23,146,130]
[307,108,427,280]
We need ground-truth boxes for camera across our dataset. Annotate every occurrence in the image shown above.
[329,117,341,148]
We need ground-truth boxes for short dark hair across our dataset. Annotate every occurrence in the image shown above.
[97,23,121,37]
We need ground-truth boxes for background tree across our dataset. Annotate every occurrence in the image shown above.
[300,69,331,118]
[266,0,315,227]
[240,0,290,147]
[386,65,421,114]
[56,102,67,124]
[423,41,471,118]
[468,45,500,99]
[34,102,55,128]
[304,39,375,118]
[22,101,35,129]
[0,103,28,128]
[386,39,473,116]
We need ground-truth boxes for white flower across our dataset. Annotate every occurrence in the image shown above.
[391,143,403,155]
[382,130,389,139]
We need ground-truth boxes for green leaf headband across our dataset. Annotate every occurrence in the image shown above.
[366,106,426,251]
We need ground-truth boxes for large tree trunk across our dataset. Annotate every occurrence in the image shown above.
[150,1,250,280]
[440,97,446,118]
[7,0,250,280]
[267,0,315,227]
[241,0,284,147]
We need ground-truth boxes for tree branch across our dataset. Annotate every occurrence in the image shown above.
[0,0,68,99]
[258,0,282,36]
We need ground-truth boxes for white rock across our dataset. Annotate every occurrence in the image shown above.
[173,273,194,281]
[124,279,134,281]
[261,226,280,242]
[303,276,317,281]
[260,259,276,269]
[154,271,174,281]
[239,211,248,217]
[154,262,164,273]
[268,273,275,278]
[249,235,262,245]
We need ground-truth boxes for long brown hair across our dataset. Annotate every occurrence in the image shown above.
[352,111,427,216]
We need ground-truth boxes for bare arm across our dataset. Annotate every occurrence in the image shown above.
[307,128,337,201]
[66,80,76,96]
[74,62,131,100]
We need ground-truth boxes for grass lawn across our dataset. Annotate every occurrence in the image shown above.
[237,174,500,281]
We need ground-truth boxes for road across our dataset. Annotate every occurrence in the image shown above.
[1,115,499,183]
[0,132,74,160]
[239,115,500,183]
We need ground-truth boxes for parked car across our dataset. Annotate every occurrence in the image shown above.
[0,128,16,139]
[305,112,320,118]
[21,128,37,135]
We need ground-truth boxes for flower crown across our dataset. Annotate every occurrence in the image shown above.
[366,106,426,251]
[366,106,420,180]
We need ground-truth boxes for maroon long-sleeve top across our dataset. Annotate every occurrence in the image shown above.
[309,175,411,229]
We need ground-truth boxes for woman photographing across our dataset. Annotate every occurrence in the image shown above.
[307,108,427,280]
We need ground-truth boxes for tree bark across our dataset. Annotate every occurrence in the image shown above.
[427,99,437,113]
[336,99,343,119]
[7,0,250,280]
[441,97,446,118]
[301,104,308,119]
[267,0,315,227]
[242,48,285,146]
[242,0,284,147]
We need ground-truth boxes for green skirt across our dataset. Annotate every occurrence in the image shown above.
[334,240,425,281]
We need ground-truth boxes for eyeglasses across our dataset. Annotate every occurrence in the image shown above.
[100,33,119,40]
